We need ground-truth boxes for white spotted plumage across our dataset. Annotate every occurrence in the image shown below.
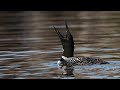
[59,56,106,67]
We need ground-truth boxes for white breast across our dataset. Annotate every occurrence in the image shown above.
[62,56,68,60]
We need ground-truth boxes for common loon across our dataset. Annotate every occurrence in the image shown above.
[54,20,108,75]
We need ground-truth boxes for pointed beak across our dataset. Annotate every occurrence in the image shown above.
[65,20,71,39]
[53,26,64,40]
[53,20,72,41]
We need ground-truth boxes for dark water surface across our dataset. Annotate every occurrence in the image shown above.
[0,11,120,79]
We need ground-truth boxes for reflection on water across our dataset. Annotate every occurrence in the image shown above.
[0,11,120,79]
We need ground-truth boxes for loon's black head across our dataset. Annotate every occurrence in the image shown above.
[54,20,74,57]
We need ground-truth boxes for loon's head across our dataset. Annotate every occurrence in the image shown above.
[57,56,74,75]
[57,56,68,68]
[54,20,74,58]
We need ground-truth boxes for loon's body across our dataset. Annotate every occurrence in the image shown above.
[58,56,107,66]
[54,20,108,75]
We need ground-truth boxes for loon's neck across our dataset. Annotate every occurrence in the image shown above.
[62,28,74,57]
[54,20,74,58]
[62,36,74,57]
